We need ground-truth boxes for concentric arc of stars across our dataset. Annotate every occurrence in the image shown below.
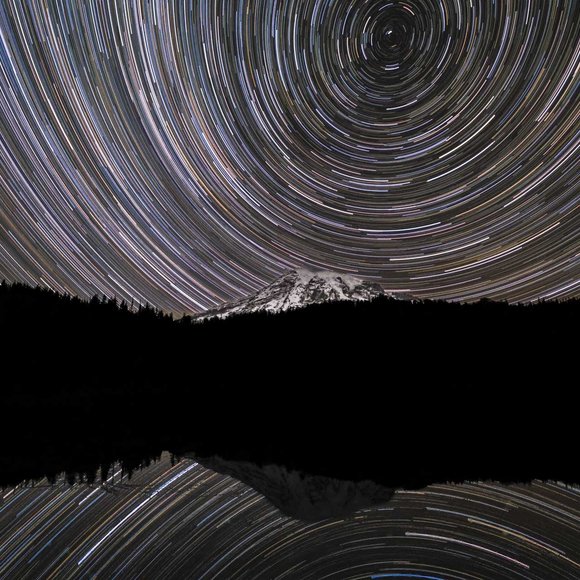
[0,0,577,312]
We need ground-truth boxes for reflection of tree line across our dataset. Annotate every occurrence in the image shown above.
[1,281,578,488]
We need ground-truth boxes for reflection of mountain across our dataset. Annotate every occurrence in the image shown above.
[195,269,391,320]
[190,454,394,520]
[1,280,579,490]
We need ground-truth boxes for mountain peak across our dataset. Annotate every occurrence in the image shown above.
[196,269,386,321]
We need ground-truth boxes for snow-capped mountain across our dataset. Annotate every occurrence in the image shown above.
[187,454,395,521]
[195,269,388,321]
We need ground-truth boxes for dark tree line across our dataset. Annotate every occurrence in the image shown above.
[1,280,578,489]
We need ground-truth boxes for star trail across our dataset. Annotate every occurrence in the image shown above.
[0,1,577,312]
[1,455,579,579]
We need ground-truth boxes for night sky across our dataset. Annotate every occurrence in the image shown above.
[1,455,579,579]
[0,1,577,313]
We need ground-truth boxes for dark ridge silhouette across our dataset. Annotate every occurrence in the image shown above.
[1,280,578,490]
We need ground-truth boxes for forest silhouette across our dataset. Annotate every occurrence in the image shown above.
[1,281,578,489]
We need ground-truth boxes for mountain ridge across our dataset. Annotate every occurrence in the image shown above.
[188,454,395,521]
[195,269,396,321]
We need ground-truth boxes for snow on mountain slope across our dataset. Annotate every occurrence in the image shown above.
[195,269,388,321]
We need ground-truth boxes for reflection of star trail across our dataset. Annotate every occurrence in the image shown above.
[0,455,579,579]
[76,461,198,566]
[0,1,577,312]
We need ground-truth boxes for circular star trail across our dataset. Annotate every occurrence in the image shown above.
[1,455,579,579]
[0,1,577,311]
